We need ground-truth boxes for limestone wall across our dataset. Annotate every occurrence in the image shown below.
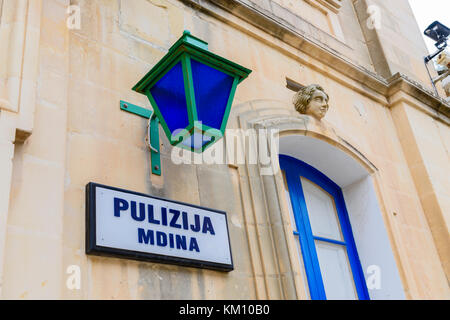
[353,0,434,86]
[0,0,449,299]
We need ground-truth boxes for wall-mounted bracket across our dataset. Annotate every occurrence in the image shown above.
[120,100,161,176]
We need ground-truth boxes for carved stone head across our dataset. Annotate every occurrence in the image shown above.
[293,84,330,120]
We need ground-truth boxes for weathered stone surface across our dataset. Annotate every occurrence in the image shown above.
[0,0,449,300]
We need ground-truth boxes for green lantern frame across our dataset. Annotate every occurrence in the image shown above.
[132,30,252,153]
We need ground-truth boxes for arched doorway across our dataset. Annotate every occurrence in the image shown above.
[278,133,405,300]
[231,100,405,299]
[280,154,369,300]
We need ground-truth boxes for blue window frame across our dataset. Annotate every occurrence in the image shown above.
[280,155,370,300]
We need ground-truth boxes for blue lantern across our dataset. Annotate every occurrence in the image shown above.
[132,30,252,153]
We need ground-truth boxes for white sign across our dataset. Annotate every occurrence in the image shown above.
[86,183,233,271]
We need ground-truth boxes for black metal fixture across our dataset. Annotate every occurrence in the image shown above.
[423,21,450,96]
[425,21,449,49]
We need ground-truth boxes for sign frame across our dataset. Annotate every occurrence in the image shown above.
[85,182,234,272]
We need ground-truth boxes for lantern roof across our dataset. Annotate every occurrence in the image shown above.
[132,30,251,94]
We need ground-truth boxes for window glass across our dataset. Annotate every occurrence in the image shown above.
[301,177,343,241]
[315,240,357,300]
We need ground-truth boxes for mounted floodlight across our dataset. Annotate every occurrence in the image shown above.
[423,21,450,96]
[133,30,252,153]
[424,21,449,63]
[424,21,450,50]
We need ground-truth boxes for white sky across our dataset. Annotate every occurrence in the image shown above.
[409,0,450,54]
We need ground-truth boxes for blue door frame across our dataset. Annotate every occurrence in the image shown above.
[280,155,370,300]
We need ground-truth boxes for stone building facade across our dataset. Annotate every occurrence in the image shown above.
[0,0,449,299]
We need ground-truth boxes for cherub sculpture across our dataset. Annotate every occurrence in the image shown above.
[293,84,330,120]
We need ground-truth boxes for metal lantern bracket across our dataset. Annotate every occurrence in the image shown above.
[120,100,161,176]
[119,30,251,175]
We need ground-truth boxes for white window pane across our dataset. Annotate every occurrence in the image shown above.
[301,177,343,241]
[315,240,357,300]
[294,234,310,299]
[282,171,297,232]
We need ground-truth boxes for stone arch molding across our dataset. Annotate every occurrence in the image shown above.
[232,99,377,189]
[231,99,405,300]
